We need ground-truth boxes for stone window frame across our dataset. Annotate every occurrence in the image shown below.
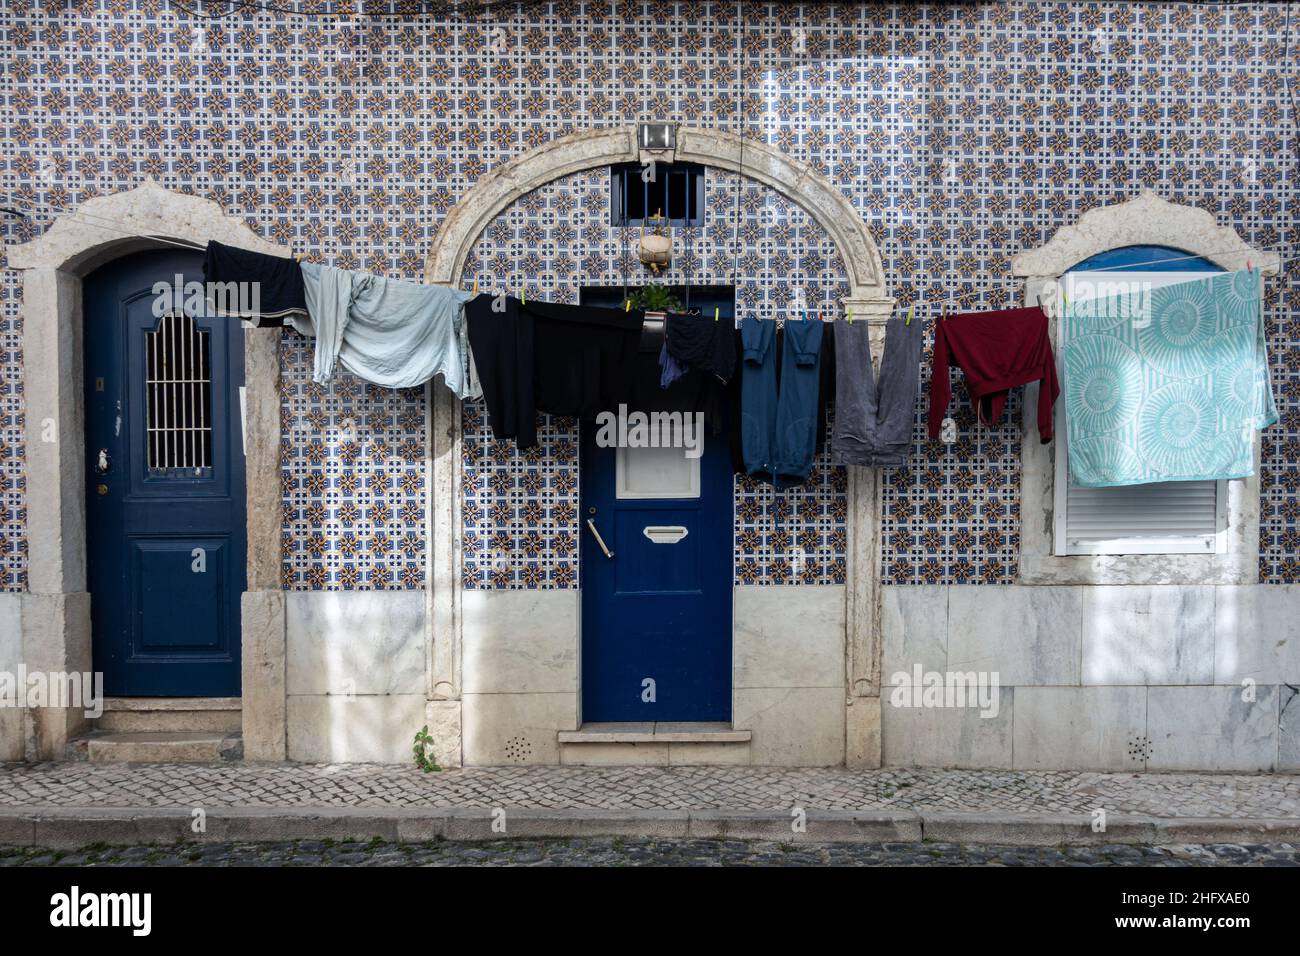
[1009,191,1280,586]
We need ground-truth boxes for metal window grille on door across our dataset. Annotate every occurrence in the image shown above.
[145,310,213,475]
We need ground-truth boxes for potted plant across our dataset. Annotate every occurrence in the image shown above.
[625,283,683,317]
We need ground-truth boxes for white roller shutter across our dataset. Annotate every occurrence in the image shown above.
[1059,479,1224,555]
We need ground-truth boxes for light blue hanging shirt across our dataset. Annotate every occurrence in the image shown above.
[298,263,479,397]
[1061,268,1276,487]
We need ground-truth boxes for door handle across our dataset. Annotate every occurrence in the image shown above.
[585,518,615,559]
[94,448,111,475]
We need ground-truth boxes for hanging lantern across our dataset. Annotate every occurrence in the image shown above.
[638,210,672,273]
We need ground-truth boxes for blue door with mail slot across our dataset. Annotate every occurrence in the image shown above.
[579,287,733,722]
[84,250,245,696]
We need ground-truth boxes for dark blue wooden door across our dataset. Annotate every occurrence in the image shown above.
[579,288,734,723]
[580,425,733,721]
[84,250,245,696]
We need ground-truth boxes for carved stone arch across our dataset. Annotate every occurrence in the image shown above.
[1011,190,1276,586]
[7,178,289,760]
[421,129,894,768]
[424,125,893,313]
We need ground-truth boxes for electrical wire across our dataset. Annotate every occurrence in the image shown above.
[7,197,1300,279]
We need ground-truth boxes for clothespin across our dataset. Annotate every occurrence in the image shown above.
[1247,258,1253,274]
[847,305,853,325]
[472,278,479,295]
[625,298,631,312]
[714,306,719,322]
[905,304,914,326]
[521,288,526,306]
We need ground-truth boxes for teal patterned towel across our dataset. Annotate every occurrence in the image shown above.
[1061,269,1276,488]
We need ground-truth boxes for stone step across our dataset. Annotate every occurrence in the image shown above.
[78,731,244,764]
[95,697,242,734]
[558,722,751,767]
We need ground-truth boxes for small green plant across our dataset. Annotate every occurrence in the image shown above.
[413,725,442,772]
[625,283,682,313]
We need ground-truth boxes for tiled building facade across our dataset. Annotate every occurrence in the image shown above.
[1,0,1297,598]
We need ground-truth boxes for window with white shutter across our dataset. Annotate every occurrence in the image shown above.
[1052,266,1228,557]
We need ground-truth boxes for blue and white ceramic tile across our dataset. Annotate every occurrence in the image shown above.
[0,1,1295,592]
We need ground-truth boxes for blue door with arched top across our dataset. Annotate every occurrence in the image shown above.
[84,250,245,696]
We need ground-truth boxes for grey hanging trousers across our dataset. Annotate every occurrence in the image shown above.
[831,316,923,467]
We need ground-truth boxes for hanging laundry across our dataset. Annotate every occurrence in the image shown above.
[299,263,478,396]
[927,305,1059,443]
[664,310,737,383]
[658,339,689,389]
[522,300,645,419]
[740,317,825,487]
[832,315,923,467]
[1060,269,1276,487]
[202,239,308,325]
[464,293,538,450]
[631,324,733,435]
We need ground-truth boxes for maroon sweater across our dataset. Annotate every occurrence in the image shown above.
[926,305,1059,443]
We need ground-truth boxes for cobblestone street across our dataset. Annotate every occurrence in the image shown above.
[2,838,1297,867]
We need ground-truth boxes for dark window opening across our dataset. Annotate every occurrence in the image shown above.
[145,310,214,476]
[611,162,705,227]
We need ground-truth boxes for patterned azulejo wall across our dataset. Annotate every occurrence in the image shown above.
[279,336,430,589]
[0,1,1296,593]
[460,166,851,588]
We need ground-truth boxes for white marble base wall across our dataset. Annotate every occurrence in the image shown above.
[460,590,580,765]
[456,586,847,767]
[732,586,846,766]
[285,591,427,763]
[880,584,1300,771]
[0,594,24,761]
[277,581,1299,770]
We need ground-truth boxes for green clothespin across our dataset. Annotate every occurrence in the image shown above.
[521,288,526,306]
[625,298,631,312]
[905,304,914,326]
[847,305,853,325]
[714,306,719,322]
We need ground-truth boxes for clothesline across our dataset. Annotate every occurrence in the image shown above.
[5,201,1299,297]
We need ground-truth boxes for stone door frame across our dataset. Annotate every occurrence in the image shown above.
[422,126,895,766]
[8,178,287,760]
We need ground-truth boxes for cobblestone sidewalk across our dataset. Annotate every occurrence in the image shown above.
[1,762,1297,818]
